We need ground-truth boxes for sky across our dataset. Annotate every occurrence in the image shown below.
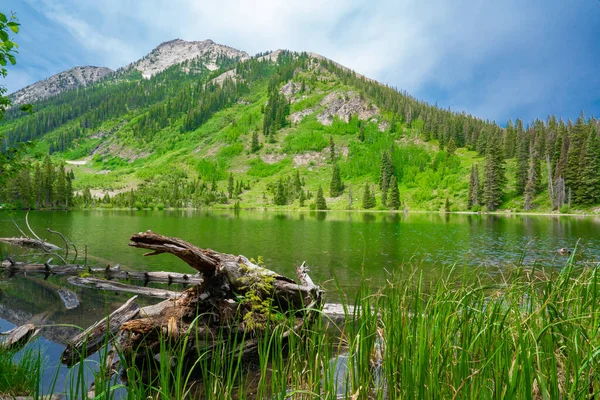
[2,0,600,124]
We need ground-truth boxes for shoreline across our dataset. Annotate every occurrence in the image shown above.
[2,206,598,218]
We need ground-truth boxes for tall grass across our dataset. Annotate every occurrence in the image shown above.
[8,255,600,399]
[0,347,41,397]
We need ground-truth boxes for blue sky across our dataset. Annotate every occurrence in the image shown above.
[2,0,600,124]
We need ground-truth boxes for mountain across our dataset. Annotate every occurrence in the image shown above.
[9,66,113,105]
[1,40,599,213]
[124,39,250,78]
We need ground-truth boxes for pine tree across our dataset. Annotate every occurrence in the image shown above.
[251,131,260,153]
[329,135,336,162]
[42,155,55,208]
[579,130,600,204]
[503,119,516,158]
[564,113,587,203]
[329,164,344,197]
[362,182,376,209]
[389,176,400,210]
[515,119,528,195]
[468,164,480,209]
[56,163,67,208]
[274,178,287,205]
[228,173,234,199]
[446,137,457,155]
[299,190,306,207]
[483,133,506,211]
[524,146,537,210]
[315,186,327,210]
[65,173,73,208]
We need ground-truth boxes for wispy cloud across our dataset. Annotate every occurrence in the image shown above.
[3,0,600,122]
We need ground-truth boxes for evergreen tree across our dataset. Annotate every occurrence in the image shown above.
[362,182,376,209]
[315,185,327,210]
[388,176,400,210]
[42,155,55,208]
[329,135,336,162]
[579,130,600,204]
[56,163,67,208]
[483,133,506,211]
[515,119,528,195]
[524,147,537,210]
[294,170,302,193]
[251,131,260,153]
[446,137,457,155]
[274,178,287,205]
[564,113,587,203]
[329,164,344,197]
[228,172,234,199]
[468,164,480,209]
[503,119,516,158]
[299,189,306,207]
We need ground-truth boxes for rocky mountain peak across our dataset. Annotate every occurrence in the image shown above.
[126,38,249,79]
[9,66,114,105]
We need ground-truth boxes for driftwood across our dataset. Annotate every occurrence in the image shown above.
[60,230,324,377]
[1,260,203,285]
[61,296,140,367]
[0,237,61,252]
[68,276,182,299]
[0,324,40,351]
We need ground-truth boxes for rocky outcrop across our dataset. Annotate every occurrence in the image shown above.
[126,39,249,79]
[9,66,113,105]
[317,91,379,126]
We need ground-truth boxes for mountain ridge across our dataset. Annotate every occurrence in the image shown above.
[9,65,114,105]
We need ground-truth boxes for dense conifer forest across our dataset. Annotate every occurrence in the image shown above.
[1,48,599,213]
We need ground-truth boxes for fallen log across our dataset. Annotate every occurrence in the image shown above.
[61,230,324,378]
[61,296,140,367]
[0,237,61,252]
[0,324,40,351]
[1,261,203,285]
[68,276,182,299]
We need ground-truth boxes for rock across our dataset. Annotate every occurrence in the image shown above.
[9,66,113,105]
[125,39,249,79]
[317,91,379,126]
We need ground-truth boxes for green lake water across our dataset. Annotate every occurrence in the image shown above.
[1,210,599,392]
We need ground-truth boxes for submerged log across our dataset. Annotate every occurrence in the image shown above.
[0,324,40,351]
[1,261,203,285]
[0,237,61,252]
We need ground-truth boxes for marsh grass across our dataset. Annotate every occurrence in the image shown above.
[9,254,600,399]
[0,347,41,397]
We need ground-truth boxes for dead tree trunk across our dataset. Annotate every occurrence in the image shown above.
[60,231,323,375]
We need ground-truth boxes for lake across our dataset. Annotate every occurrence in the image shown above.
[1,210,599,392]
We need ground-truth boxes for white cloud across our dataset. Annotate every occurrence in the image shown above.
[8,0,600,122]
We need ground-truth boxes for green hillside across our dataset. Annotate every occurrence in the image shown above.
[1,49,599,213]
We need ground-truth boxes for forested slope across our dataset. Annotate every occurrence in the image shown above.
[1,42,599,213]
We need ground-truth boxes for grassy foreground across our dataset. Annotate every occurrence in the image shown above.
[6,255,600,399]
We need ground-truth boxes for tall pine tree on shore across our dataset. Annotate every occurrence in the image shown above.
[315,186,327,210]
[579,129,600,204]
[483,132,506,211]
[329,164,344,197]
[388,176,400,210]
